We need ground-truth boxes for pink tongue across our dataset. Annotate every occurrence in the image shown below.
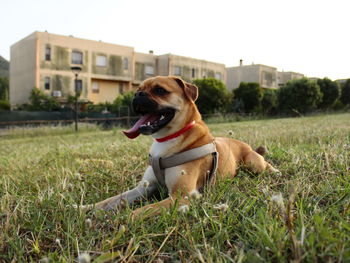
[123,113,159,139]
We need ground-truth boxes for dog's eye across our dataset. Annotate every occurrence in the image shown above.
[153,86,169,95]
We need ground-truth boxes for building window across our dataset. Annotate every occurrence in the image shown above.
[119,83,124,94]
[145,65,154,75]
[75,79,83,93]
[52,90,62,97]
[215,72,222,80]
[44,77,50,90]
[45,46,51,61]
[174,66,182,76]
[123,58,129,70]
[191,68,196,78]
[262,71,275,87]
[96,55,106,67]
[92,82,99,93]
[72,51,83,64]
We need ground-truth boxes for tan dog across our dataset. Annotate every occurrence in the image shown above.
[81,76,279,218]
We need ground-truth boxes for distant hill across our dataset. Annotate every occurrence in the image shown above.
[0,56,9,78]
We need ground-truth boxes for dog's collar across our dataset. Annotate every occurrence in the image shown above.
[156,121,196,143]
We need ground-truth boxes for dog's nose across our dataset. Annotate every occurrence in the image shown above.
[135,91,147,97]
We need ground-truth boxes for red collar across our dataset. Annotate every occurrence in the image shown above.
[156,121,196,143]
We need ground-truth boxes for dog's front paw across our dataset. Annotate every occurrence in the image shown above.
[268,167,282,175]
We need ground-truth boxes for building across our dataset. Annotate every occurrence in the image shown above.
[277,71,304,87]
[10,31,137,106]
[157,54,226,83]
[335,79,349,85]
[226,61,278,91]
[133,51,157,88]
[10,31,226,107]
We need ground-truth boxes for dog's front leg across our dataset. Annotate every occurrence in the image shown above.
[131,165,199,219]
[79,166,158,211]
[131,196,190,219]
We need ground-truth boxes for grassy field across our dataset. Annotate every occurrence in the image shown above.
[0,113,349,262]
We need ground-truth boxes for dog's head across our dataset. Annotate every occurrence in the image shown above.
[123,76,199,139]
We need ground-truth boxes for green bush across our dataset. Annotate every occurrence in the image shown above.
[340,79,350,106]
[111,91,135,116]
[278,78,322,114]
[0,100,10,111]
[85,102,112,113]
[233,82,263,113]
[317,78,340,109]
[261,88,277,114]
[0,77,9,101]
[27,88,60,111]
[193,78,231,114]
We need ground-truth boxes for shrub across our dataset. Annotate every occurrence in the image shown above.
[111,91,135,116]
[85,102,112,113]
[261,88,277,114]
[317,78,340,108]
[27,88,60,111]
[0,100,10,111]
[340,79,350,106]
[233,82,263,113]
[0,77,9,101]
[278,78,322,114]
[193,78,231,114]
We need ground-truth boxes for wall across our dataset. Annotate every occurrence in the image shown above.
[10,32,37,106]
[89,79,125,103]
[134,52,156,83]
[166,54,226,83]
[259,65,278,89]
[226,65,260,91]
[37,31,134,103]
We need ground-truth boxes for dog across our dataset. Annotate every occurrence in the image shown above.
[80,76,279,218]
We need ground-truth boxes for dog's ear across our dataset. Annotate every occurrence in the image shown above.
[171,76,199,102]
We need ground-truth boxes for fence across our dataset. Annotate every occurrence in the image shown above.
[0,109,269,129]
[0,110,140,128]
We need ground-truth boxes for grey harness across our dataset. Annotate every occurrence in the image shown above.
[149,141,219,187]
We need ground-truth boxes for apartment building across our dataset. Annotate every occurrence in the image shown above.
[10,31,226,107]
[10,31,138,106]
[277,71,304,87]
[133,51,157,88]
[157,54,226,83]
[226,61,278,91]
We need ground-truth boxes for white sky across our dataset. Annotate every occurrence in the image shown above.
[1,0,349,80]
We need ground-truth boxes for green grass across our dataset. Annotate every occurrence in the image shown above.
[0,113,349,262]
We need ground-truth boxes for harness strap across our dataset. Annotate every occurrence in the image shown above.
[149,142,219,187]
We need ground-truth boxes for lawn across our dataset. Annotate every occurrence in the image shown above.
[0,113,349,262]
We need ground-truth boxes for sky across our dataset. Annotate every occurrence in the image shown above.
[1,0,349,80]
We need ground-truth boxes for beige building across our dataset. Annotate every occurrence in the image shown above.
[277,71,304,87]
[133,51,157,88]
[10,31,226,107]
[10,31,137,106]
[226,61,278,91]
[157,54,226,83]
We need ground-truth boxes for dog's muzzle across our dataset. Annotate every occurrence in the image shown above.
[123,92,176,139]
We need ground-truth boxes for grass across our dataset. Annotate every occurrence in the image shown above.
[0,113,349,262]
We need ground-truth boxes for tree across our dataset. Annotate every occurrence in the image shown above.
[340,79,350,106]
[233,82,263,113]
[261,88,277,115]
[28,88,60,111]
[0,100,10,111]
[111,91,136,115]
[193,78,231,114]
[317,78,340,108]
[278,78,322,114]
[0,77,9,101]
